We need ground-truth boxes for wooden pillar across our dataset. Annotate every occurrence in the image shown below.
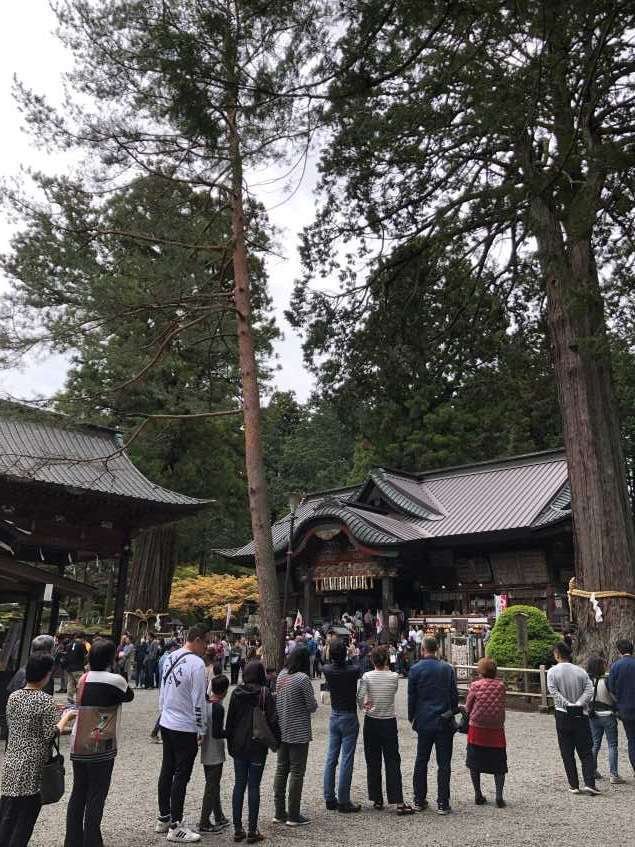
[303,567,312,628]
[381,575,394,609]
[19,591,41,666]
[112,541,131,646]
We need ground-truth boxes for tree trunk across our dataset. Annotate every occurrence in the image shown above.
[127,524,178,613]
[227,107,281,668]
[535,208,635,659]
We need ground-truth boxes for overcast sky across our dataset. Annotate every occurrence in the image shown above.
[0,2,317,406]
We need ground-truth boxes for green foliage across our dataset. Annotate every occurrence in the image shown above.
[262,391,355,517]
[486,605,559,669]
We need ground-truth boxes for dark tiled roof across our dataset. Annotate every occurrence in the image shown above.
[217,449,571,562]
[0,418,208,510]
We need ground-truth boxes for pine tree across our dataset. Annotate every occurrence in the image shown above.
[8,0,330,665]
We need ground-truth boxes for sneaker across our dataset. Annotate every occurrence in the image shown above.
[234,831,246,843]
[581,785,601,796]
[167,825,201,842]
[200,822,228,833]
[272,816,287,824]
[436,803,451,815]
[413,801,428,812]
[286,814,311,827]
[568,787,582,794]
[325,800,338,811]
[337,802,362,814]
[496,797,507,808]
[610,775,626,785]
[155,818,170,833]
[246,834,264,845]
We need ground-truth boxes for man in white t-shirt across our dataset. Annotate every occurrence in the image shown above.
[155,624,209,843]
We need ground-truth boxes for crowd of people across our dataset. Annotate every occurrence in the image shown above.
[0,624,634,846]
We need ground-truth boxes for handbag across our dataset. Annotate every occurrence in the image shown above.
[40,735,65,805]
[252,689,278,751]
[455,709,469,734]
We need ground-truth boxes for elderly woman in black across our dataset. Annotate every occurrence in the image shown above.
[0,654,76,846]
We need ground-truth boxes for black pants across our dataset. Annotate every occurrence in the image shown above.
[0,793,42,847]
[273,742,310,820]
[64,759,115,847]
[622,718,635,773]
[555,711,596,789]
[413,727,454,806]
[230,663,240,685]
[200,763,225,826]
[363,716,404,805]
[158,727,199,824]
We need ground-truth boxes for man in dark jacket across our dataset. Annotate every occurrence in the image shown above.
[322,639,362,814]
[6,635,56,696]
[408,636,458,815]
[66,633,88,705]
[608,638,635,774]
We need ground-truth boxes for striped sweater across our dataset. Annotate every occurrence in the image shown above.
[275,669,318,743]
[357,669,399,719]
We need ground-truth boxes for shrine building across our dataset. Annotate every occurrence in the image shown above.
[218,448,573,631]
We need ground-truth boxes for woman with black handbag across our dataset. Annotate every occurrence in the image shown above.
[0,654,76,846]
[225,661,280,844]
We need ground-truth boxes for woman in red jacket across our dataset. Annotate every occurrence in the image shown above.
[464,657,507,807]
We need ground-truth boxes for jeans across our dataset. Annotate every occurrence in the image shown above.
[200,763,225,826]
[413,727,454,806]
[554,711,596,790]
[64,759,115,847]
[274,742,309,820]
[363,716,404,805]
[323,711,359,805]
[232,758,264,834]
[158,727,199,824]
[0,793,42,847]
[230,663,240,685]
[622,718,635,773]
[590,714,619,776]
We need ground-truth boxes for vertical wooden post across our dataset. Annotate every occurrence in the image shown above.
[112,540,131,646]
[539,664,549,712]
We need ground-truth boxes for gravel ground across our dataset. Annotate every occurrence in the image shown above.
[8,683,634,847]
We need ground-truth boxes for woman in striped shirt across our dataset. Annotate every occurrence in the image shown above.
[357,646,414,815]
[273,647,318,827]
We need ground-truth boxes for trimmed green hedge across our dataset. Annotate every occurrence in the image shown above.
[486,604,559,668]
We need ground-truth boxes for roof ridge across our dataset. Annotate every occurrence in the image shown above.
[415,447,566,480]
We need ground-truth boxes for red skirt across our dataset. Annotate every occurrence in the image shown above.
[467,724,506,748]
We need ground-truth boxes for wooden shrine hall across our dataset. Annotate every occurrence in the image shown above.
[218,449,574,632]
[0,405,208,711]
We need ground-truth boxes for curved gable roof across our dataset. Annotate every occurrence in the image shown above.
[0,418,209,512]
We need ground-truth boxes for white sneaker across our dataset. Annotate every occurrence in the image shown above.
[581,785,601,796]
[610,775,626,785]
[166,824,201,842]
[156,819,170,833]
[568,787,581,794]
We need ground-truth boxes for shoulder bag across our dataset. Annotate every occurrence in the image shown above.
[40,735,65,805]
[252,688,278,751]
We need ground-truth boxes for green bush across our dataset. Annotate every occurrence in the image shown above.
[486,604,559,669]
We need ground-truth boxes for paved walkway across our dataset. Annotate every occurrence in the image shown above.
[10,683,634,847]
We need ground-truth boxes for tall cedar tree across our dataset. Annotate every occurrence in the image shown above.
[299,0,635,657]
[12,0,330,664]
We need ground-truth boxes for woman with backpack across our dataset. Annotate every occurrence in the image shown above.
[225,661,280,843]
[587,655,624,784]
